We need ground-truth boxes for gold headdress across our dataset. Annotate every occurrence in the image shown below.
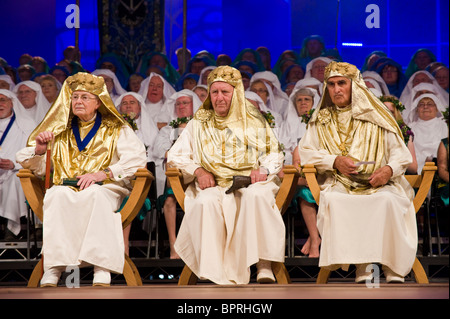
[192,66,282,187]
[27,72,127,146]
[310,61,402,136]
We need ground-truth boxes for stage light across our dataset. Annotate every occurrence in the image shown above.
[342,42,363,47]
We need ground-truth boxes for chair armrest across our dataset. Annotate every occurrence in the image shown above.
[406,162,437,213]
[121,168,154,228]
[17,169,45,222]
[166,167,186,211]
[302,164,321,203]
[276,165,300,215]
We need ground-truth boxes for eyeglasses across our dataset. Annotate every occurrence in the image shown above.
[0,97,11,103]
[418,102,436,108]
[71,94,97,102]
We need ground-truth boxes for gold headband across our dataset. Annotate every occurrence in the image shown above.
[324,61,360,81]
[207,66,242,87]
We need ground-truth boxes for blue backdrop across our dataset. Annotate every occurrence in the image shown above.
[0,0,448,73]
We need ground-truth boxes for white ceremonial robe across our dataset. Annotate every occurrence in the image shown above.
[152,125,175,197]
[16,126,146,273]
[167,121,285,284]
[299,126,418,277]
[0,114,30,235]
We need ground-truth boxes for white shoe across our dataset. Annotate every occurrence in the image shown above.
[40,267,62,287]
[383,266,404,283]
[256,260,275,284]
[93,266,111,286]
[355,263,372,283]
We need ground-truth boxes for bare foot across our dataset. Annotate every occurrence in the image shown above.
[170,245,180,259]
[301,237,311,256]
[308,237,321,258]
[301,236,321,258]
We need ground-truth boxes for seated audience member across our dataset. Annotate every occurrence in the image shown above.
[116,91,159,255]
[138,73,176,129]
[175,47,192,75]
[91,69,127,103]
[299,61,418,283]
[49,66,70,85]
[96,52,132,89]
[256,46,272,71]
[0,75,15,91]
[127,73,145,93]
[198,66,216,86]
[375,58,408,98]
[437,135,449,207]
[37,75,60,104]
[431,65,449,92]
[0,90,36,240]
[137,52,180,87]
[16,73,146,287]
[362,71,390,96]
[216,54,232,67]
[250,71,290,120]
[380,95,418,174]
[298,35,326,68]
[304,57,332,83]
[152,90,202,258]
[280,64,305,88]
[192,85,208,102]
[31,57,50,74]
[405,48,436,79]
[175,73,199,91]
[14,80,51,125]
[17,64,35,82]
[401,82,448,124]
[407,94,448,174]
[167,66,285,284]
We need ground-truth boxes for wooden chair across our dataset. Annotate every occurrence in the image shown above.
[166,165,300,285]
[17,168,153,287]
[302,162,438,284]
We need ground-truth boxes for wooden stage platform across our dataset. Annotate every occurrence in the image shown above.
[1,282,448,299]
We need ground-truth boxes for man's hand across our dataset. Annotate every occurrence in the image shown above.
[194,167,216,190]
[368,165,393,188]
[77,171,107,190]
[333,156,357,176]
[35,131,54,155]
[0,158,14,170]
[250,167,268,184]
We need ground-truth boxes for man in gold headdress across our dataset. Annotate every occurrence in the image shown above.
[298,61,417,283]
[15,73,147,287]
[167,66,285,284]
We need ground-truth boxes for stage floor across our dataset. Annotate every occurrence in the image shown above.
[1,283,448,299]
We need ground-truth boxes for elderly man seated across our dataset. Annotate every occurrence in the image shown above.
[299,61,418,283]
[167,66,285,284]
[16,73,146,287]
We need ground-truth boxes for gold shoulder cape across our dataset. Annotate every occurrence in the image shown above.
[192,66,282,188]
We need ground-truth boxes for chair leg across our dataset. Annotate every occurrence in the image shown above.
[412,257,429,284]
[178,265,198,285]
[123,254,142,286]
[28,258,44,287]
[272,262,291,284]
[316,267,331,284]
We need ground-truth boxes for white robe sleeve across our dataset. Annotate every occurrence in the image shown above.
[298,122,337,173]
[109,125,147,181]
